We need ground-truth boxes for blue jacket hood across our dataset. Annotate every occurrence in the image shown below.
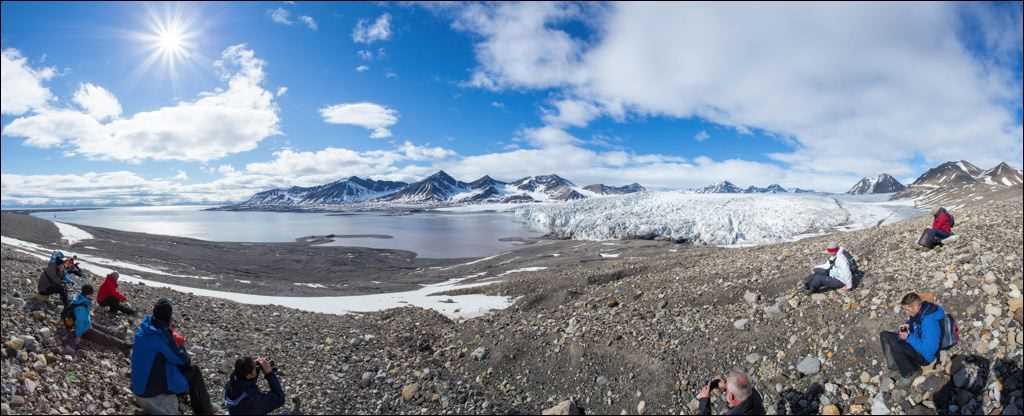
[906,302,945,363]
[70,293,92,338]
[131,315,188,396]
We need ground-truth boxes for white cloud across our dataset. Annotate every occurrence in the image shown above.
[319,102,398,139]
[72,83,122,121]
[1,48,56,115]
[3,44,280,162]
[269,8,293,25]
[353,13,392,43]
[694,130,710,142]
[355,65,370,72]
[172,170,189,181]
[543,98,601,128]
[490,101,505,108]
[357,50,374,61]
[449,3,1024,179]
[276,86,288,97]
[299,15,318,31]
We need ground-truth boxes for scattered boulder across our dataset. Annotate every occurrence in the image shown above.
[543,400,584,415]
[471,347,489,361]
[798,357,821,376]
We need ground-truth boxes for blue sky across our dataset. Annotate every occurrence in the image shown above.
[2,2,1022,206]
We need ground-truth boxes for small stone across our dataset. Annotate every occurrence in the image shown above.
[812,293,828,302]
[744,291,760,305]
[5,338,26,351]
[984,304,1002,317]
[983,271,997,284]
[746,353,762,364]
[360,372,374,387]
[401,384,419,401]
[982,284,999,297]
[597,376,609,386]
[637,400,646,415]
[543,400,583,415]
[821,404,841,415]
[23,379,38,396]
[861,371,873,384]
[471,347,488,361]
[607,298,620,308]
[31,311,46,321]
[734,319,750,330]
[797,357,821,376]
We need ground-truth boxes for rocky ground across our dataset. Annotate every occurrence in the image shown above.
[2,197,1022,415]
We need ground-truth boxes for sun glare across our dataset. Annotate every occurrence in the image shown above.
[157,25,184,54]
[136,8,199,79]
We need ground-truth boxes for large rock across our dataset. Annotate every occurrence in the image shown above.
[734,319,750,330]
[401,384,419,401]
[471,347,489,361]
[543,400,584,415]
[797,357,821,376]
[744,291,760,305]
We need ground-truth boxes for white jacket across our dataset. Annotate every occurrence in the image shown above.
[828,248,854,289]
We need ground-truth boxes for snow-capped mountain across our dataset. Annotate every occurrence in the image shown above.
[978,162,1024,188]
[695,181,745,194]
[847,174,906,195]
[509,175,586,201]
[583,183,646,195]
[895,160,1022,208]
[382,171,469,203]
[235,177,408,207]
[696,181,806,194]
[911,160,983,188]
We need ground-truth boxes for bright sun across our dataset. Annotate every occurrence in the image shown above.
[157,26,184,54]
[137,9,198,78]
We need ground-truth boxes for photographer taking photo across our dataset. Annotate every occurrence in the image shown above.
[696,369,765,415]
[224,356,300,415]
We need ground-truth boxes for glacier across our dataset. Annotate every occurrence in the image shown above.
[514,192,922,246]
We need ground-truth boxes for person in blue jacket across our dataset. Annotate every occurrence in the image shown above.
[223,356,298,415]
[879,292,945,382]
[61,284,132,357]
[131,298,213,415]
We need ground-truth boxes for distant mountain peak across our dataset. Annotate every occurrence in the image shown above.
[847,173,905,195]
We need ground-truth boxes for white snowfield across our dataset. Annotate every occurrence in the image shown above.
[515,192,923,246]
[54,222,93,245]
[1,236,513,320]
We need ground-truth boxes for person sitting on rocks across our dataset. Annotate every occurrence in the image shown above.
[920,207,955,249]
[97,272,136,316]
[223,356,297,415]
[131,299,214,415]
[697,369,766,415]
[879,292,945,383]
[803,242,854,294]
[35,250,72,307]
[61,284,132,357]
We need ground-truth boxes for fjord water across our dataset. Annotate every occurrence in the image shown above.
[31,206,543,258]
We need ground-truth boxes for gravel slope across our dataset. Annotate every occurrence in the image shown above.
[2,197,1021,415]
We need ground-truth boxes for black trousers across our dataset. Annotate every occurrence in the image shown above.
[880,331,928,378]
[100,297,136,315]
[39,285,69,306]
[804,269,845,293]
[180,365,214,415]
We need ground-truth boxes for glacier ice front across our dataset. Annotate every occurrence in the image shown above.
[515,192,921,246]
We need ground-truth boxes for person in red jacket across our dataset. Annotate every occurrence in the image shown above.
[97,272,136,316]
[920,207,955,249]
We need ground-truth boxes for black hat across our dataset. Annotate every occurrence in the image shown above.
[153,298,173,323]
[81,284,94,296]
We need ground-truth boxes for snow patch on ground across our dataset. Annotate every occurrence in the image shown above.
[2,236,513,319]
[516,192,924,246]
[498,267,548,277]
[440,253,505,270]
[600,253,621,258]
[54,222,93,245]
[235,280,252,284]
[294,283,328,289]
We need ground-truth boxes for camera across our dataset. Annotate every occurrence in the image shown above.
[708,379,721,390]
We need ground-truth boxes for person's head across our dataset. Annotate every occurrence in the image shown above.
[931,207,942,217]
[725,369,754,407]
[50,251,65,265]
[825,242,840,256]
[107,272,119,282]
[153,298,173,325]
[80,284,94,299]
[233,356,258,381]
[901,292,923,317]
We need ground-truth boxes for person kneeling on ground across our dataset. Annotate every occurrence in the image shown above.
[920,207,955,249]
[61,284,132,357]
[224,356,301,415]
[697,369,766,415]
[131,299,214,415]
[36,250,72,307]
[803,242,854,294]
[879,292,945,383]
[97,272,136,316]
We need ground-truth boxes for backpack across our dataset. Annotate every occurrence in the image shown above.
[843,250,864,279]
[60,303,86,331]
[939,315,960,350]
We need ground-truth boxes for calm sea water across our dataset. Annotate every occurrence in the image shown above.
[31,206,543,258]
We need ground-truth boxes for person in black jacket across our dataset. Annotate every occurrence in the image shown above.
[223,356,299,415]
[697,370,766,415]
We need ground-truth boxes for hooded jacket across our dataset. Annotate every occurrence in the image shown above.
[97,275,128,304]
[223,371,286,415]
[69,293,93,338]
[906,302,945,363]
[931,209,953,235]
[820,248,854,289]
[131,315,189,397]
[37,255,66,294]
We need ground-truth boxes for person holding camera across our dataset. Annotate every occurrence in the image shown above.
[879,292,945,382]
[696,369,765,415]
[36,250,73,307]
[223,356,298,415]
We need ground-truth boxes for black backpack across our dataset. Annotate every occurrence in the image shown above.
[843,250,864,279]
[60,303,86,331]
